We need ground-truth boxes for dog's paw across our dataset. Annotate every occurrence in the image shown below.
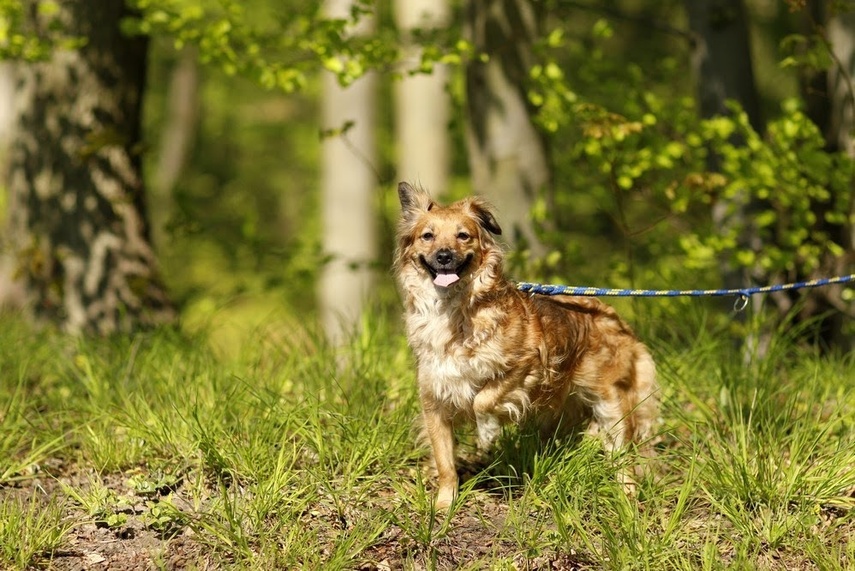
[435,486,456,510]
[475,413,501,453]
[618,468,639,496]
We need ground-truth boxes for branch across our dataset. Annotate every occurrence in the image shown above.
[555,0,694,43]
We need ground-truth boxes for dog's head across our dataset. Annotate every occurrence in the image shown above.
[395,182,503,293]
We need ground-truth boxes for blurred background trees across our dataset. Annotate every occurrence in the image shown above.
[3,0,174,334]
[0,0,852,347]
[318,0,378,344]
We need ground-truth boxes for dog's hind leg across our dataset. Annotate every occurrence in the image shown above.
[585,393,638,493]
[589,346,658,492]
[629,348,659,448]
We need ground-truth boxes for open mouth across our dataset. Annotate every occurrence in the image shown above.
[420,254,473,288]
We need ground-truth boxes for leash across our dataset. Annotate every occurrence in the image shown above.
[516,274,855,312]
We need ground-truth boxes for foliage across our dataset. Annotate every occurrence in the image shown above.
[0,0,84,60]
[695,100,854,275]
[2,1,853,330]
[60,476,133,529]
[522,10,854,304]
[124,0,401,90]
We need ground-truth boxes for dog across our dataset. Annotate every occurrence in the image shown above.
[393,181,658,508]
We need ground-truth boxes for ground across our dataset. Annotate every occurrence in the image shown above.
[5,460,591,570]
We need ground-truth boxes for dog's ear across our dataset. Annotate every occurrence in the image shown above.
[466,198,503,236]
[398,182,434,220]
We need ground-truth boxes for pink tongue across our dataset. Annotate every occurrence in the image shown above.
[433,273,460,287]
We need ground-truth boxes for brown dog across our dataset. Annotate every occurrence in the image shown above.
[394,182,658,508]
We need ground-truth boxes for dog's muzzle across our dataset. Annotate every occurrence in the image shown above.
[421,250,473,288]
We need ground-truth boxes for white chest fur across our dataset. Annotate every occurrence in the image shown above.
[405,294,508,412]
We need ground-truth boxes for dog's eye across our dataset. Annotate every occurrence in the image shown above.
[421,232,434,241]
[457,232,471,241]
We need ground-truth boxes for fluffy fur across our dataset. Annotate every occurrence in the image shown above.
[394,182,658,508]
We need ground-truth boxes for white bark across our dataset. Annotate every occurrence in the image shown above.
[0,62,24,309]
[0,62,12,143]
[318,0,378,344]
[828,13,855,252]
[394,0,450,195]
[465,0,549,252]
[153,47,199,200]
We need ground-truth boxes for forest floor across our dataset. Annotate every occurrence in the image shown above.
[1,312,854,570]
[7,463,596,570]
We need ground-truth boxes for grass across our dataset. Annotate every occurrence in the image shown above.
[0,308,853,569]
[0,493,71,568]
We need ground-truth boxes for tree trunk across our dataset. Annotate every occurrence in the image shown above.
[6,0,175,334]
[318,0,378,344]
[826,10,855,250]
[153,47,199,201]
[686,0,770,356]
[800,4,855,348]
[394,0,451,196]
[686,0,765,279]
[0,61,24,310]
[686,0,767,315]
[464,0,550,252]
[685,0,764,129]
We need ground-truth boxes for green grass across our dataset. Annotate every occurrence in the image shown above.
[0,309,853,569]
[0,493,71,569]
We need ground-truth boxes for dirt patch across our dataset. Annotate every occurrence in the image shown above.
[359,490,589,570]
[49,524,201,570]
[5,461,588,570]
[361,515,587,570]
[3,463,207,571]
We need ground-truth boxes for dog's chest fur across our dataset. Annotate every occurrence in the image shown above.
[404,287,512,411]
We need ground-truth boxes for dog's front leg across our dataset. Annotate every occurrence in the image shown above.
[422,404,457,509]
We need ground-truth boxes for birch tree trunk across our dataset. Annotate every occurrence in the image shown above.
[318,0,378,344]
[825,11,855,252]
[153,47,199,201]
[6,0,175,334]
[464,0,550,252]
[394,0,450,195]
[0,62,23,310]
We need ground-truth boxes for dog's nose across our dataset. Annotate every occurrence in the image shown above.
[435,249,454,266]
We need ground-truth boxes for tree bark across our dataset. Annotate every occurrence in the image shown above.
[6,0,175,334]
[464,0,550,252]
[153,47,199,201]
[825,10,855,249]
[394,0,451,195]
[686,0,766,299]
[0,62,24,310]
[318,0,378,344]
[686,0,770,354]
[800,3,855,348]
[685,0,764,130]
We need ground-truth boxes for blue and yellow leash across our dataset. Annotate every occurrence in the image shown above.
[517,274,855,311]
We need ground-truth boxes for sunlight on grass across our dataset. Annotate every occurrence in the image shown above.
[0,494,72,569]
[0,309,853,569]
[0,380,67,484]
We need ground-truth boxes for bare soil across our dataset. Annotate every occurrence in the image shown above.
[6,461,588,570]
